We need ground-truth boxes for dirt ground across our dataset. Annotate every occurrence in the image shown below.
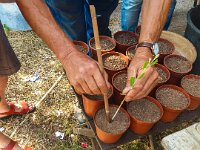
[1,0,198,150]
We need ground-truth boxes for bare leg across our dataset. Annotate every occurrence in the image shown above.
[0,75,33,117]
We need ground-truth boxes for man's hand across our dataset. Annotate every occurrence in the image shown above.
[63,49,111,95]
[123,47,159,101]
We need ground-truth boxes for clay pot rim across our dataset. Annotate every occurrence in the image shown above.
[113,31,138,47]
[126,45,136,61]
[102,52,129,71]
[126,96,164,124]
[181,74,200,99]
[82,85,114,101]
[158,38,175,55]
[155,84,191,111]
[112,70,127,93]
[93,105,131,135]
[155,64,171,84]
[89,35,116,52]
[164,54,192,74]
[73,40,89,54]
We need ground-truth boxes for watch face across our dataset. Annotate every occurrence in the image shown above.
[153,43,159,55]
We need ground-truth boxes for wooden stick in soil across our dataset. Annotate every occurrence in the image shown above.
[90,5,111,123]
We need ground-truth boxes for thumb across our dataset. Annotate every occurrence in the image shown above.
[122,86,132,95]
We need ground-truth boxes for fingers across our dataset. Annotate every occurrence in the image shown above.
[103,71,111,89]
[78,79,93,94]
[125,67,159,101]
[123,68,137,94]
[84,76,102,95]
[73,83,85,94]
[93,70,109,94]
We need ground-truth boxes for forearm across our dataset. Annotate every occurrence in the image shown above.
[139,0,172,43]
[16,0,77,64]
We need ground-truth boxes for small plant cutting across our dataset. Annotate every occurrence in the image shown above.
[112,54,159,121]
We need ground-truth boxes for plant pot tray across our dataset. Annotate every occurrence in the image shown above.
[75,93,200,150]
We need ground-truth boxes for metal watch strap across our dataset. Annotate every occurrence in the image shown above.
[136,42,154,54]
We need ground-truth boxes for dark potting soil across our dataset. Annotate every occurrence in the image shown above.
[182,77,200,97]
[127,99,161,122]
[113,72,127,92]
[103,55,127,70]
[75,45,88,54]
[115,33,137,45]
[95,106,130,134]
[127,47,136,60]
[90,39,114,50]
[155,67,168,83]
[156,87,189,110]
[158,40,174,54]
[165,56,191,73]
[84,88,113,101]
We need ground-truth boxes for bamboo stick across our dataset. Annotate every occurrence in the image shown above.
[90,5,111,122]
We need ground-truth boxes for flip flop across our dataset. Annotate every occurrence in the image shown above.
[0,101,35,119]
[0,139,32,150]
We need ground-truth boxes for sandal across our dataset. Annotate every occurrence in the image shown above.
[0,101,35,119]
[0,139,32,150]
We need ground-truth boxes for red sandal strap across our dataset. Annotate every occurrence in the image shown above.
[0,103,15,115]
[1,140,16,150]
[15,101,29,114]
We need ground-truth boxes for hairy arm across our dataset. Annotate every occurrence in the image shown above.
[15,0,110,95]
[124,0,172,100]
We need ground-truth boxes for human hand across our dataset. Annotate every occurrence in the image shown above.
[62,49,111,95]
[123,47,159,101]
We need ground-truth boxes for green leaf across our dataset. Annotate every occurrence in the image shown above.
[151,59,158,66]
[152,54,159,62]
[139,73,145,79]
[130,77,136,88]
[142,61,149,70]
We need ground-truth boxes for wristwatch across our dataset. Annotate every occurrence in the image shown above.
[136,41,159,55]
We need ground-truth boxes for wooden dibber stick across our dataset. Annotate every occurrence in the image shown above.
[90,5,111,122]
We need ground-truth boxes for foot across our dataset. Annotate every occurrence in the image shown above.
[0,133,23,150]
[0,101,35,118]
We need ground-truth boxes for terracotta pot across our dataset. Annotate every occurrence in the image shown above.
[149,64,171,97]
[127,96,163,135]
[73,40,89,55]
[112,70,127,107]
[82,86,113,118]
[181,74,200,110]
[89,36,116,60]
[155,84,191,122]
[126,45,136,63]
[113,31,138,55]
[102,52,129,83]
[164,54,192,85]
[94,105,130,144]
[135,25,141,36]
[158,38,175,64]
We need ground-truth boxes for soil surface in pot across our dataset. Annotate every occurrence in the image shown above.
[90,39,115,50]
[95,106,130,134]
[75,45,88,54]
[127,47,136,60]
[182,77,200,97]
[127,98,161,122]
[103,55,127,70]
[84,88,113,100]
[165,56,191,73]
[155,67,168,83]
[113,72,127,92]
[158,40,174,54]
[115,33,137,45]
[156,88,189,110]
